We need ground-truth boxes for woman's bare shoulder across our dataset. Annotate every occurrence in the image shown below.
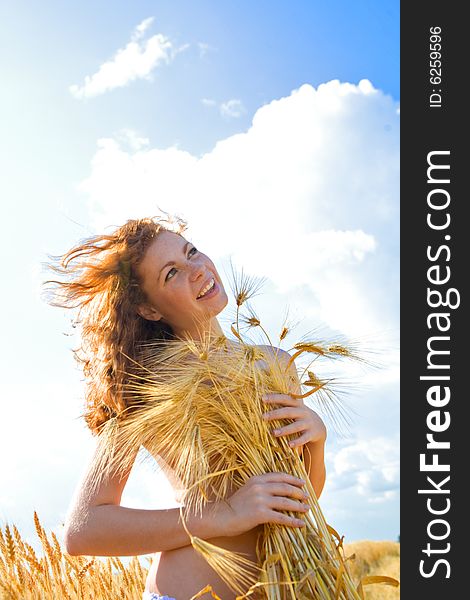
[254,344,291,362]
[254,344,300,391]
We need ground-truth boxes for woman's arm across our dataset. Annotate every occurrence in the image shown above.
[286,354,327,498]
[302,436,327,498]
[64,441,310,556]
[64,443,224,556]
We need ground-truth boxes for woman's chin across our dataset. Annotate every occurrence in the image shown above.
[201,296,229,324]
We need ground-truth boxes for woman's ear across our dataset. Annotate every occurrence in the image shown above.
[136,303,163,322]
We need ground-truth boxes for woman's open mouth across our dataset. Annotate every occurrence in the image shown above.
[196,278,218,300]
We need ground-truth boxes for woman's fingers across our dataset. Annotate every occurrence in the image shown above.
[255,472,305,486]
[263,406,303,421]
[272,421,306,437]
[221,472,310,535]
[222,472,309,536]
[266,510,307,527]
[268,495,310,513]
[261,479,310,527]
[262,393,299,406]
[288,433,311,448]
[263,481,309,501]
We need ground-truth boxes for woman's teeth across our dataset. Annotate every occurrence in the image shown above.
[197,278,215,299]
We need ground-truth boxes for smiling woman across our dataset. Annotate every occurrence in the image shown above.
[41,213,386,600]
[42,214,333,599]
[134,230,228,341]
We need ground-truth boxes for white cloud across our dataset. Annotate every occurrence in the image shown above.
[132,16,155,41]
[319,435,400,540]
[220,98,246,118]
[201,97,247,118]
[172,42,191,57]
[197,42,214,58]
[327,436,399,499]
[115,128,150,151]
[79,78,399,343]
[201,97,217,107]
[69,18,176,99]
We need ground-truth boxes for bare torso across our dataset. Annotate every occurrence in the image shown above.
[144,345,278,600]
[144,461,263,599]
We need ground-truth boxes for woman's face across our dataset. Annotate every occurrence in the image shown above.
[136,230,228,338]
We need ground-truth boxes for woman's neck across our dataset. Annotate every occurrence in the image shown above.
[175,317,224,343]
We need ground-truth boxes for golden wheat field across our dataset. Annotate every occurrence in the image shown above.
[0,513,399,599]
[343,541,400,600]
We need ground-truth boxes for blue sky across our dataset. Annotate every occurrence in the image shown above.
[0,0,399,553]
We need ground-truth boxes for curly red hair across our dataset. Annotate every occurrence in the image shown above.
[43,214,187,435]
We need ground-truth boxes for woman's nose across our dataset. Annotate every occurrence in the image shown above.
[189,260,206,281]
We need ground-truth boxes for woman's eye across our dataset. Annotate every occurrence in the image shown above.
[165,248,197,282]
[165,267,177,281]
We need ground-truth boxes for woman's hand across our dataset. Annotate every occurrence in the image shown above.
[212,473,310,537]
[261,393,327,449]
